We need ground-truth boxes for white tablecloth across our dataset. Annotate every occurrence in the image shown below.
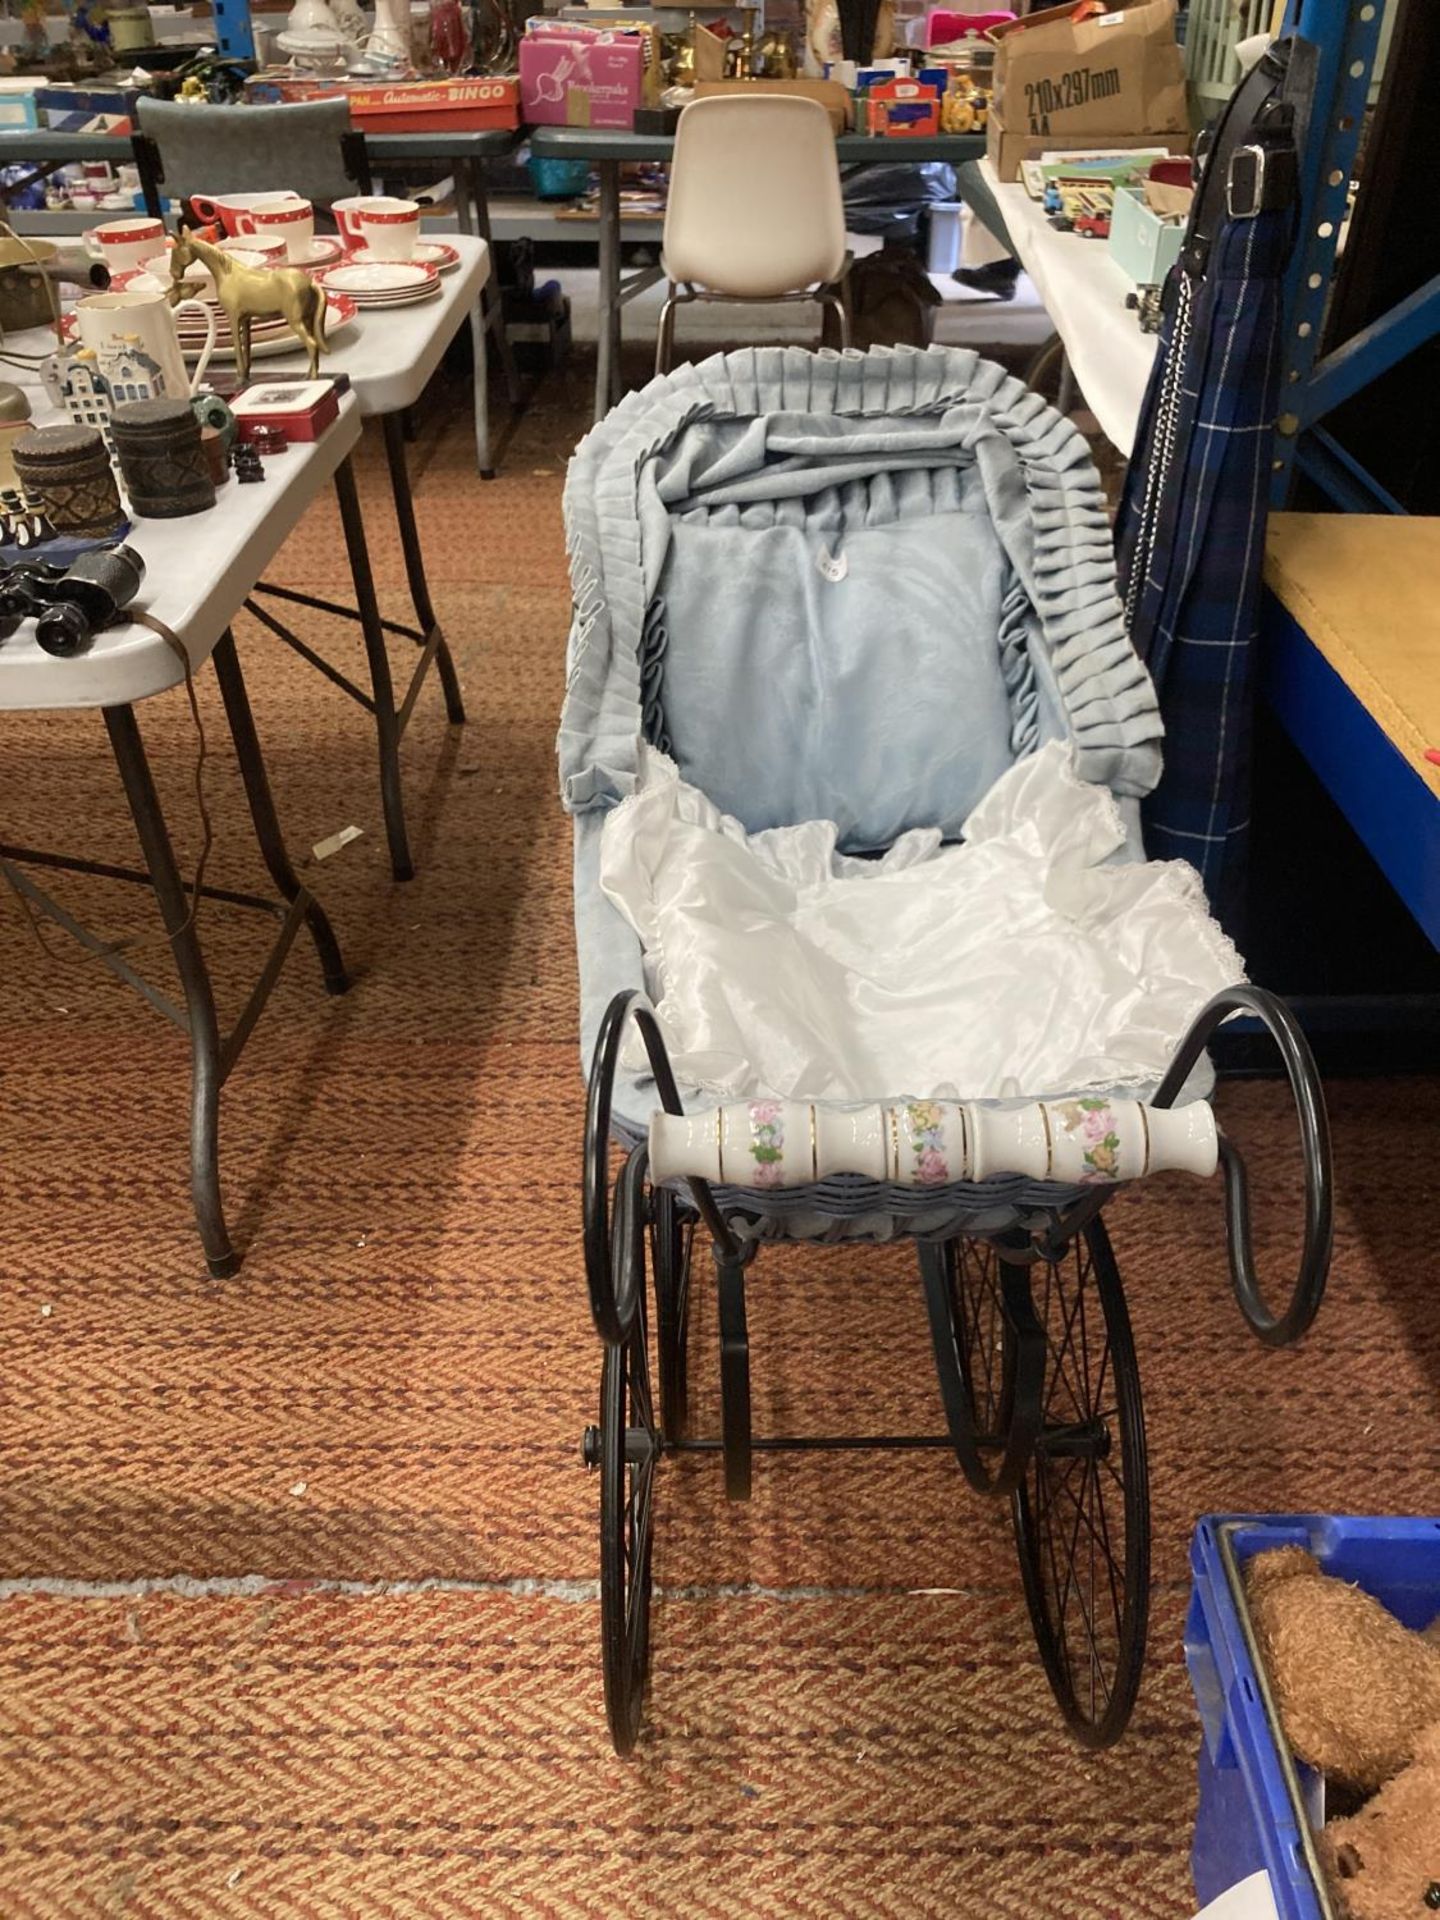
[981,160,1159,457]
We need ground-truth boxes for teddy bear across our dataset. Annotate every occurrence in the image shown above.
[1313,1724,1440,1920]
[1244,1546,1440,1920]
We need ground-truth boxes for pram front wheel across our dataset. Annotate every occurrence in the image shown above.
[1011,1216,1149,1748]
[920,1236,1046,1497]
[586,1151,659,1755]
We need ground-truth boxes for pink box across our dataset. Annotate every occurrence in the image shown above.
[519,30,644,128]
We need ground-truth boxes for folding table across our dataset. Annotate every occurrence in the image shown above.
[0,394,366,1279]
[235,235,491,881]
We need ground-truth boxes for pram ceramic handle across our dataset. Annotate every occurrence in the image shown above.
[1152,984,1333,1347]
[648,1097,1219,1190]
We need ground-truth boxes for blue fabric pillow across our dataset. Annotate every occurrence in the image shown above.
[654,507,1018,850]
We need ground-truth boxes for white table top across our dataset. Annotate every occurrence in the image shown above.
[254,235,490,416]
[0,392,362,713]
[0,234,488,712]
[981,160,1158,458]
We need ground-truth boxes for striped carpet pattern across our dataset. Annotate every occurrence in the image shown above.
[2,346,1438,1917]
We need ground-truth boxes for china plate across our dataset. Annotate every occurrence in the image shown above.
[346,240,459,275]
[317,260,437,296]
[177,292,360,358]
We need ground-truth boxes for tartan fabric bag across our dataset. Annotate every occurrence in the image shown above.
[1116,40,1310,932]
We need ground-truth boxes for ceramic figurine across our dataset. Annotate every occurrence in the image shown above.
[165,231,329,384]
[0,487,56,549]
[648,1096,1220,1191]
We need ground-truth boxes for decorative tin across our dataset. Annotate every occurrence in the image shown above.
[11,423,125,538]
[199,425,229,489]
[110,398,216,519]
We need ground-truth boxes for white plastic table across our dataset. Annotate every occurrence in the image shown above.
[980,160,1159,458]
[237,236,492,881]
[1,391,366,1279]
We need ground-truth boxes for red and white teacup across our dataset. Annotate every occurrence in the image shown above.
[83,215,166,277]
[235,196,315,261]
[218,232,287,266]
[187,189,302,237]
[353,196,422,262]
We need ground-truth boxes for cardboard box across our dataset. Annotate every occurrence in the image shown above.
[244,75,518,129]
[519,23,655,129]
[348,78,519,132]
[989,0,1186,142]
[35,85,146,135]
[692,78,852,135]
[1108,180,1188,284]
[867,76,942,136]
[986,108,1189,181]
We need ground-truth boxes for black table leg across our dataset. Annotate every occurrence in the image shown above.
[382,411,466,726]
[102,701,237,1280]
[211,626,350,993]
[332,452,413,882]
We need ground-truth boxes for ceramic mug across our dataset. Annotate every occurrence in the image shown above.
[237,196,315,260]
[186,189,301,236]
[83,215,166,275]
[72,289,217,401]
[353,196,422,262]
[332,195,372,248]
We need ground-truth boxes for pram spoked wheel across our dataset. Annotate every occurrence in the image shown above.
[921,1219,1148,1745]
[1010,1217,1149,1748]
[583,1148,659,1754]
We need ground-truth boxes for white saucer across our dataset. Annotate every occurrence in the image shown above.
[319,260,437,295]
[284,236,347,269]
[347,240,460,275]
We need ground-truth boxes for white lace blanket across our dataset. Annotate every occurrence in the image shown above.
[599,740,1243,1103]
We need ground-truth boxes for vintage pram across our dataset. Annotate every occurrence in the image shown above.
[558,345,1332,1755]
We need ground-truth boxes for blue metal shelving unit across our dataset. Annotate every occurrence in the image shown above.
[1272,0,1427,511]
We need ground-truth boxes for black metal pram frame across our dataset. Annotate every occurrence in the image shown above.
[579,983,1332,1755]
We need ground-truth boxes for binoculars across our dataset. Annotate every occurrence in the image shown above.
[0,544,147,659]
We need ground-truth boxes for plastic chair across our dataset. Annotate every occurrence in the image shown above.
[133,97,371,223]
[657,95,850,373]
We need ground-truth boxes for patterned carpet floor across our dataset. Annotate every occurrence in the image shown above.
[2,345,1438,1918]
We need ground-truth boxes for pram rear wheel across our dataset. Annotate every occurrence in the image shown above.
[595,1155,659,1755]
[652,1186,693,1440]
[1011,1216,1149,1748]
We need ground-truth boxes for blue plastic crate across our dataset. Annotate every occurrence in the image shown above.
[1186,1514,1440,1918]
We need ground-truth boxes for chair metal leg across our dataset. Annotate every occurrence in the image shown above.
[102,702,237,1279]
[333,453,413,883]
[381,411,466,726]
[210,626,350,995]
[655,286,679,376]
[820,287,851,350]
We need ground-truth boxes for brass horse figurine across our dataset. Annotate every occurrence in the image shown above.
[166,229,329,383]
